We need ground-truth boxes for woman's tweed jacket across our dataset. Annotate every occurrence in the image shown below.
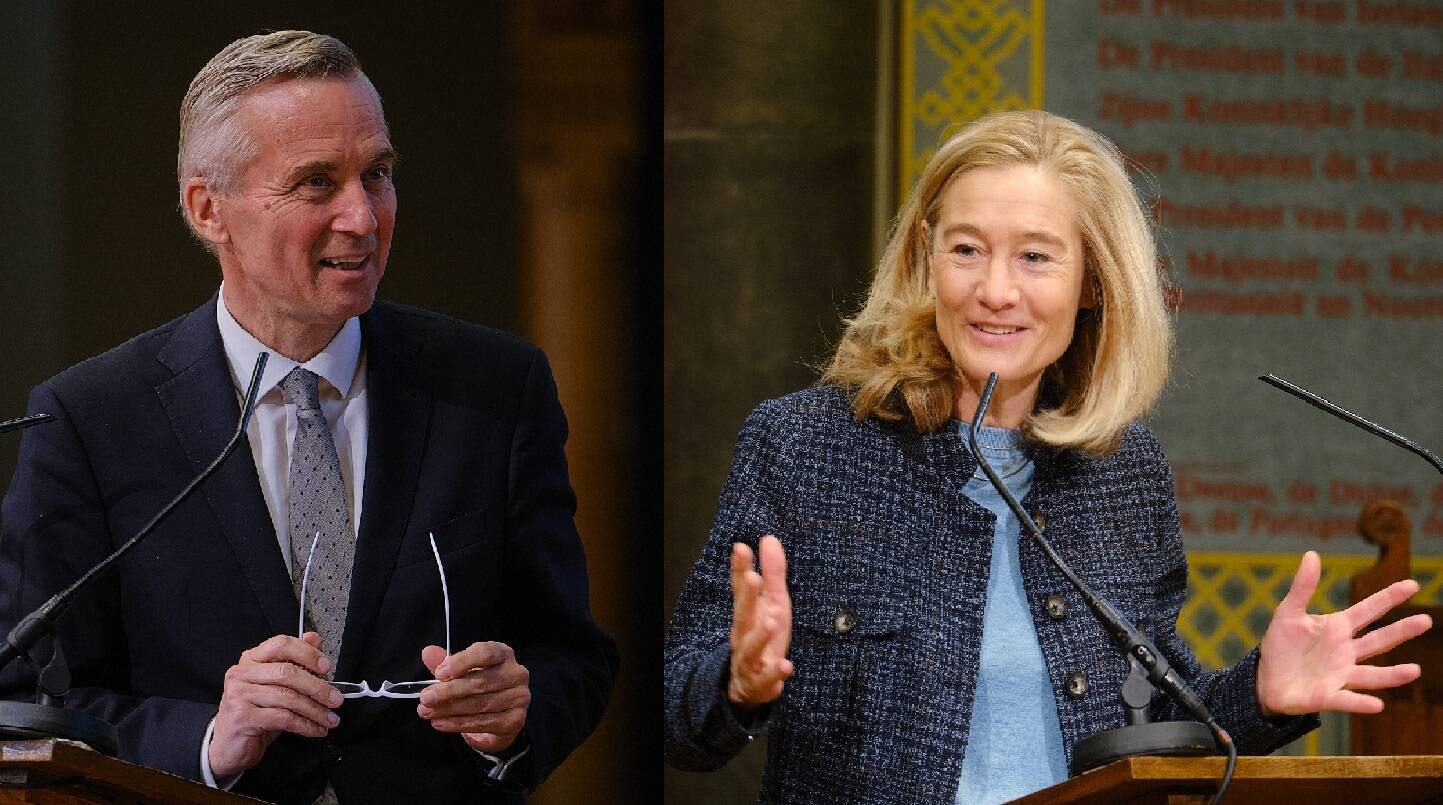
[665,386,1318,803]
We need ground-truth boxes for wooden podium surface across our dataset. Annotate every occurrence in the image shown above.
[0,739,257,804]
[1008,755,1443,805]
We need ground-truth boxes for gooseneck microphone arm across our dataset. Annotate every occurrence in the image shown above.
[1259,374,1443,477]
[0,414,53,434]
[968,374,1221,729]
[968,373,1236,803]
[0,352,269,675]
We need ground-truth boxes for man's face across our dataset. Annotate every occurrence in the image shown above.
[215,76,396,335]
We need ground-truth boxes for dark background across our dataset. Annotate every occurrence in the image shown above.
[1,2,659,802]
[664,3,882,800]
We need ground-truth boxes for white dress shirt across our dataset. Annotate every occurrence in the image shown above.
[201,285,368,787]
[197,288,525,788]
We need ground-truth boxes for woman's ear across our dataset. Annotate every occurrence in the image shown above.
[921,220,935,294]
[1079,271,1099,310]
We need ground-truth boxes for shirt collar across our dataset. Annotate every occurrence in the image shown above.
[216,283,363,399]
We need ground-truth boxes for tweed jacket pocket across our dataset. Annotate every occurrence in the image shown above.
[785,569,913,739]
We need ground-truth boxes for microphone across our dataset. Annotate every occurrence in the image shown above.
[968,373,1235,800]
[0,352,269,754]
[0,414,53,434]
[1260,374,1443,477]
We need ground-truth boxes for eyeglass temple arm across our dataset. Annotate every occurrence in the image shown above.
[428,533,451,655]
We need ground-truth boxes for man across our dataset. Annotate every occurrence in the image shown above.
[0,31,616,803]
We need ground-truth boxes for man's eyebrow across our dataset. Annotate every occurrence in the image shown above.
[281,150,398,184]
[283,161,339,184]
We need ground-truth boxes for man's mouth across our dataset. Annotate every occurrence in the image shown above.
[319,256,367,270]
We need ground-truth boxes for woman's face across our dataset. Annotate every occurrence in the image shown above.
[927,163,1087,421]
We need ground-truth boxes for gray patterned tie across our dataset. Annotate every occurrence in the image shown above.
[282,367,355,670]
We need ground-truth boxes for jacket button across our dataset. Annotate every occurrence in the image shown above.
[834,607,858,635]
[1044,593,1067,620]
[1066,671,1088,698]
[322,743,343,766]
[1032,511,1047,531]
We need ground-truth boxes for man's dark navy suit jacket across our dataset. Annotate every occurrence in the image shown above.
[0,297,617,803]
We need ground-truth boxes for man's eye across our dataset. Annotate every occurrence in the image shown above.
[301,175,333,189]
[365,165,393,181]
[1022,251,1049,263]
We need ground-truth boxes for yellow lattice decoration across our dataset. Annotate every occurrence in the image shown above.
[900,0,1045,198]
[1182,552,1443,756]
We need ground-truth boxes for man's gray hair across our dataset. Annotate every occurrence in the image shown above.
[177,31,381,213]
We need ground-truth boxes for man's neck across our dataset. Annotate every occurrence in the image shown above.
[233,317,343,363]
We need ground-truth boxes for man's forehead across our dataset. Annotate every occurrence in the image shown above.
[237,75,390,153]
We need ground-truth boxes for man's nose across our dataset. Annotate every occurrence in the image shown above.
[332,180,378,236]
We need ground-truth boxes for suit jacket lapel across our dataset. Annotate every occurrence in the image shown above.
[338,305,433,678]
[154,298,299,639]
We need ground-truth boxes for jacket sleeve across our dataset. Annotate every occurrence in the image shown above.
[1137,431,1320,752]
[498,347,619,791]
[0,382,217,780]
[664,399,789,771]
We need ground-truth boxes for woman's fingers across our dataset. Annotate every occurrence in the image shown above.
[728,536,794,707]
[1354,613,1433,661]
[1346,579,1422,633]
[1276,550,1321,617]
[1346,663,1421,691]
[1321,689,1384,714]
[730,542,761,629]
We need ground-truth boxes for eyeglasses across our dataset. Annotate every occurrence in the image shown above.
[297,531,451,699]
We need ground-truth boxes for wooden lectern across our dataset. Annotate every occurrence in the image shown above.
[1007,755,1443,804]
[1350,500,1443,756]
[0,738,257,804]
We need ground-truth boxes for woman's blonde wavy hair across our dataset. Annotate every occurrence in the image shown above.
[822,110,1172,456]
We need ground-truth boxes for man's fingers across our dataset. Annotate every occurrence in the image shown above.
[233,681,341,731]
[1346,663,1421,691]
[230,659,343,708]
[419,687,531,719]
[1277,550,1322,615]
[1346,579,1423,634]
[421,666,529,708]
[461,732,514,754]
[425,706,526,736]
[421,644,448,676]
[240,634,332,677]
[1354,613,1433,661]
[435,641,515,680]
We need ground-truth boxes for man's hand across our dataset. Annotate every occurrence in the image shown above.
[210,632,342,778]
[418,642,531,754]
[1258,550,1433,716]
[728,534,793,709]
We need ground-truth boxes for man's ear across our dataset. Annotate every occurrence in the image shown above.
[182,178,229,246]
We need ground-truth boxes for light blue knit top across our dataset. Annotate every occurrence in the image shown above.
[955,423,1068,804]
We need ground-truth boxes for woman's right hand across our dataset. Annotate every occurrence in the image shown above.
[728,534,794,709]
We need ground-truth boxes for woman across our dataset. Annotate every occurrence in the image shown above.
[663,111,1432,804]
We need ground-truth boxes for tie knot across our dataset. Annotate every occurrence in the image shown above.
[281,367,322,411]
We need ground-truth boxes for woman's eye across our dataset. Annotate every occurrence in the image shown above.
[1022,251,1049,263]
[952,244,979,257]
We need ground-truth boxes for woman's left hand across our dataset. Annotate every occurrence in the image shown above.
[1256,550,1433,717]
